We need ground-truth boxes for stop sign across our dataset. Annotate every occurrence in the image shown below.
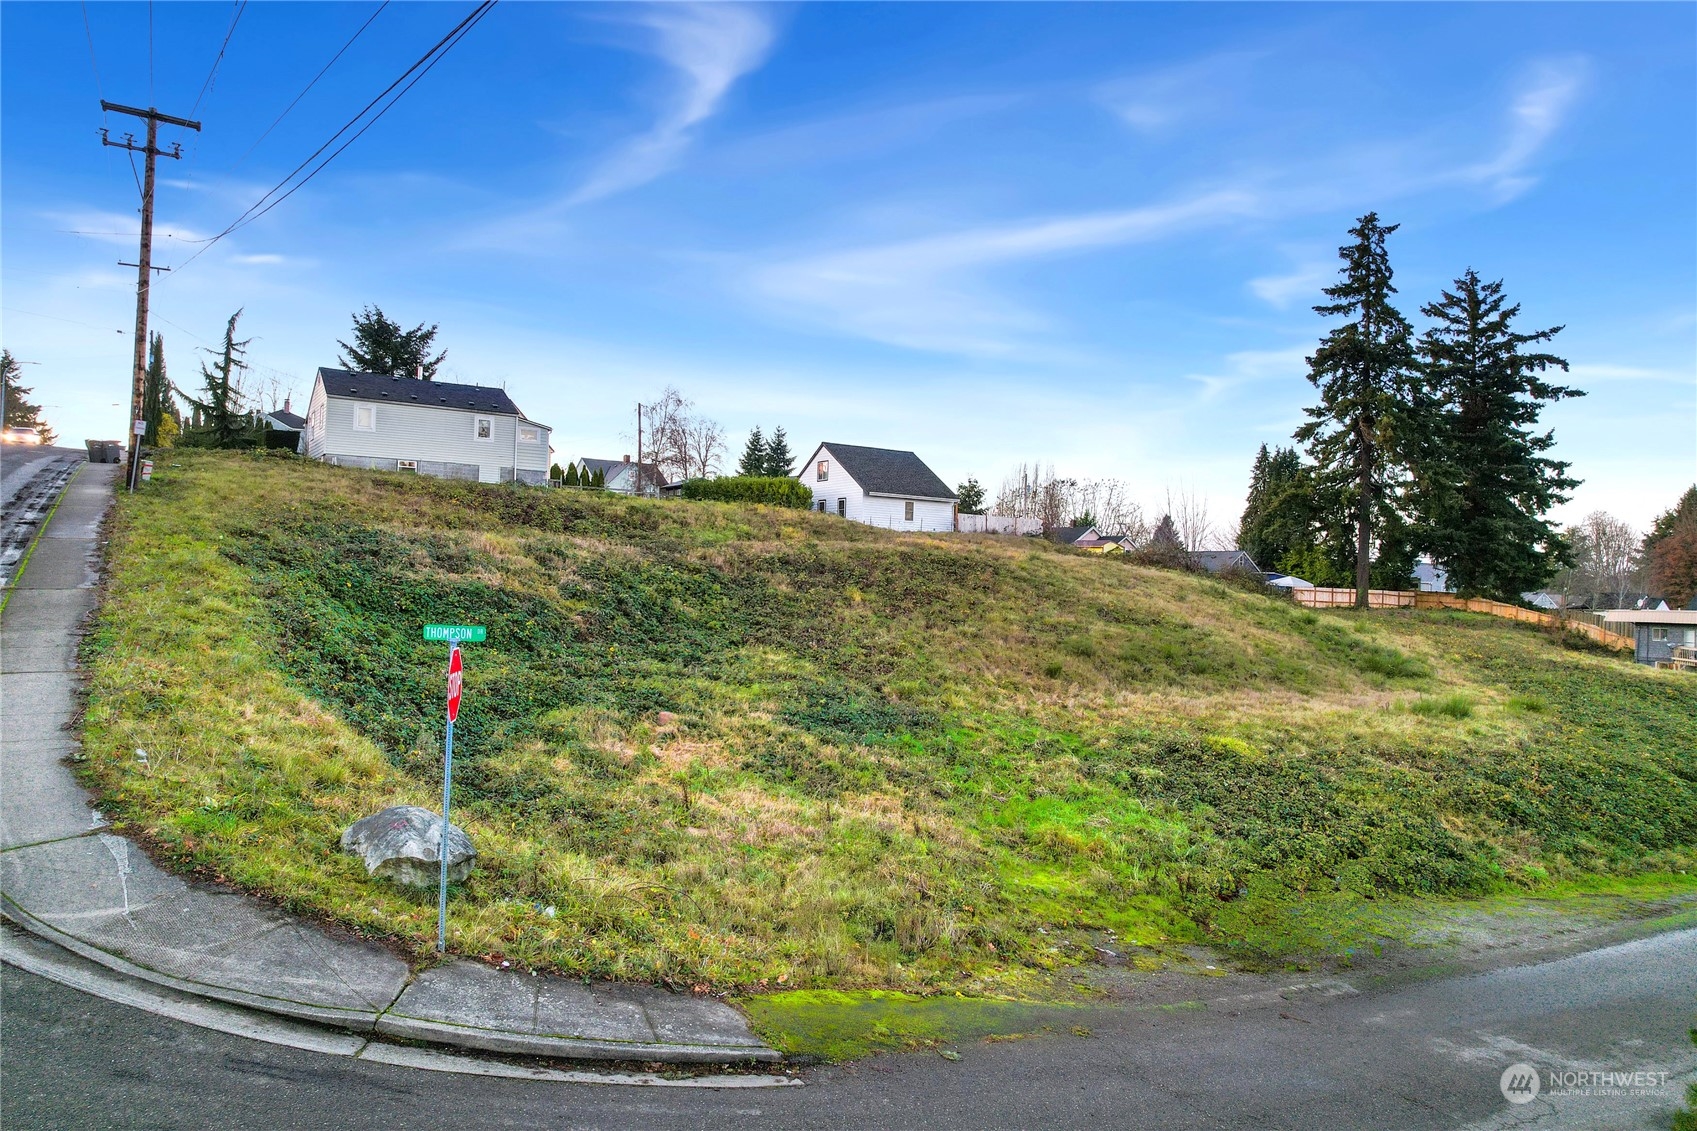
[446,645,463,722]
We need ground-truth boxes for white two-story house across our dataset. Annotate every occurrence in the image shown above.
[303,368,553,484]
[797,442,958,531]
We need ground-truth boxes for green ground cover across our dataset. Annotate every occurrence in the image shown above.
[80,452,1697,998]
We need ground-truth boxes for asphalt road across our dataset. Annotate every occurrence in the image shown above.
[0,444,85,586]
[3,928,1693,1131]
[0,444,82,511]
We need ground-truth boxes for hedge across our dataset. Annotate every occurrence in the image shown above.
[681,475,814,508]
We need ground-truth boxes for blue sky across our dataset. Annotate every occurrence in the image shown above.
[4,2,1692,533]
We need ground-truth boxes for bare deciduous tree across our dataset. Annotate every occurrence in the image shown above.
[1166,487,1213,553]
[993,462,1147,539]
[682,416,727,480]
[634,386,728,486]
[1556,511,1639,607]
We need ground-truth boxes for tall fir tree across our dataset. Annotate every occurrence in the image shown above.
[184,311,254,448]
[1294,212,1420,606]
[736,426,767,477]
[336,305,446,379]
[1238,444,1313,571]
[763,427,795,477]
[563,462,580,486]
[1414,269,1581,599]
[140,332,175,446]
[1,349,56,443]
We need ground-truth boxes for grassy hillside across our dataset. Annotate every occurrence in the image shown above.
[80,452,1697,992]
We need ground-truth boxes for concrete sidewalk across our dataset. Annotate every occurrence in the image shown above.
[0,464,779,1065]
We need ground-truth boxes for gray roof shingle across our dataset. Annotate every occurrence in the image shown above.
[816,443,956,500]
[316,368,525,417]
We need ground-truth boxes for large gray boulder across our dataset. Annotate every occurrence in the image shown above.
[340,806,476,887]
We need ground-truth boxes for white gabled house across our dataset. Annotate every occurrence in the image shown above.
[571,456,664,496]
[797,442,958,531]
[303,368,553,484]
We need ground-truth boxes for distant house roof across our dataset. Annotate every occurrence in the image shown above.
[1049,525,1101,545]
[1523,591,1588,611]
[1266,573,1314,589]
[264,409,305,430]
[814,443,957,501]
[1191,549,1262,574]
[1413,557,1450,593]
[577,456,662,479]
[1602,609,1697,626]
[316,368,525,417]
[1636,596,1671,611]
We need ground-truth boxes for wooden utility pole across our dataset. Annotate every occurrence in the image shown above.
[634,402,644,497]
[101,101,200,492]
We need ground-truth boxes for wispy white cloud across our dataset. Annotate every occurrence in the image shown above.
[1454,57,1588,201]
[1183,346,1309,403]
[1248,264,1330,309]
[568,4,774,206]
[1097,51,1262,136]
[753,190,1260,356]
[1567,362,1694,385]
[229,253,291,266]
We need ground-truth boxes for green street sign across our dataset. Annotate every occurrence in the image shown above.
[423,624,487,643]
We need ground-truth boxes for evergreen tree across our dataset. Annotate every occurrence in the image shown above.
[736,427,767,477]
[563,462,580,486]
[591,467,605,489]
[1,350,56,443]
[956,477,986,515]
[1414,269,1581,599]
[336,305,446,379]
[763,427,795,477]
[1294,213,1420,607]
[1644,486,1697,608]
[184,311,254,448]
[1238,445,1313,570]
[1149,514,1181,547]
[140,332,176,446]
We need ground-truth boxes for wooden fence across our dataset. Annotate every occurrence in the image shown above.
[1290,587,1634,650]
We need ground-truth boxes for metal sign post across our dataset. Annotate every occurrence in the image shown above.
[424,624,485,954]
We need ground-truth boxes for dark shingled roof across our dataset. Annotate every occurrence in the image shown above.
[316,368,524,417]
[265,409,306,430]
[1048,525,1099,545]
[816,443,956,501]
[1190,549,1262,574]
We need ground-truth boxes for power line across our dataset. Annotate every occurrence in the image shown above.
[190,1,248,119]
[234,1,389,169]
[80,1,105,101]
[172,1,495,273]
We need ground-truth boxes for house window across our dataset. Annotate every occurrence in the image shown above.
[1651,628,1669,641]
[354,405,376,432]
[397,460,418,473]
[837,498,846,517]
[474,416,493,441]
[904,500,915,521]
[817,499,826,512]
[817,460,829,482]
[518,425,539,443]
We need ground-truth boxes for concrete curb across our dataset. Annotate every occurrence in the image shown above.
[2,926,800,1088]
[0,460,786,1070]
